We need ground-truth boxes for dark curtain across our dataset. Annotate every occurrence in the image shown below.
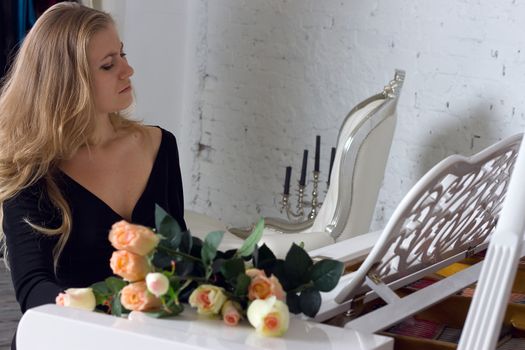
[0,1,17,79]
[1,0,78,81]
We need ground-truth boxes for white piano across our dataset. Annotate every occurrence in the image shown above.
[17,132,525,349]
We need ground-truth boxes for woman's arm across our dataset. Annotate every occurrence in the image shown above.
[3,181,62,313]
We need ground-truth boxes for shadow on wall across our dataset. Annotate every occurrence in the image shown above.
[419,102,503,181]
[416,105,502,179]
[372,99,509,231]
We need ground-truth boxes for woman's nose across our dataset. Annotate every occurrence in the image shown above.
[120,60,134,79]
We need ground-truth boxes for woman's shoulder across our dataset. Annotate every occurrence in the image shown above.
[144,125,163,148]
[3,179,47,207]
[143,126,179,149]
[3,178,58,226]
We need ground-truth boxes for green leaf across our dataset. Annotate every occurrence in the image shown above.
[255,244,276,270]
[176,260,194,277]
[271,260,293,290]
[152,248,173,270]
[299,288,321,317]
[155,204,183,249]
[311,259,344,292]
[236,218,264,257]
[220,258,245,281]
[111,291,125,317]
[91,281,111,295]
[91,282,111,305]
[284,243,313,284]
[190,237,203,257]
[105,277,126,294]
[180,230,193,254]
[212,258,225,274]
[220,249,237,260]
[286,293,301,314]
[234,274,251,297]
[201,231,225,266]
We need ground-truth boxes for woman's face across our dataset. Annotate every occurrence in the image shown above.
[87,24,134,115]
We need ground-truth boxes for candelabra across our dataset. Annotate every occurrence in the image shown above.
[280,170,322,223]
[280,185,306,222]
[278,136,331,223]
[308,171,320,220]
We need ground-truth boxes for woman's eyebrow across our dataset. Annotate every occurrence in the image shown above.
[100,42,124,62]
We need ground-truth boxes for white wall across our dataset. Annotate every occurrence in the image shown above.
[104,1,525,231]
[193,0,525,230]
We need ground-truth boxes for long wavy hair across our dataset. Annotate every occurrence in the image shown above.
[0,3,141,269]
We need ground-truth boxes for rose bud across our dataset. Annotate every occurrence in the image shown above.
[188,284,227,316]
[221,300,242,326]
[120,281,162,311]
[110,250,150,282]
[246,268,286,301]
[146,272,170,298]
[109,220,160,256]
[55,288,96,311]
[247,296,290,337]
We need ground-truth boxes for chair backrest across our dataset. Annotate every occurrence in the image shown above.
[310,70,405,241]
[334,133,522,305]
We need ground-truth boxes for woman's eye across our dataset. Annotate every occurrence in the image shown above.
[101,64,113,71]
[120,52,127,58]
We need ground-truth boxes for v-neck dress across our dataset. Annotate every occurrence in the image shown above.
[3,127,187,313]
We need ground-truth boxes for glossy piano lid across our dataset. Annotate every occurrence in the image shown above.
[17,304,393,350]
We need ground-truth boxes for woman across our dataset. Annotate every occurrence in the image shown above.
[0,3,186,347]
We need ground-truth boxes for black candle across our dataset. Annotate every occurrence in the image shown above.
[328,147,336,186]
[284,166,292,195]
[314,135,320,172]
[299,149,308,186]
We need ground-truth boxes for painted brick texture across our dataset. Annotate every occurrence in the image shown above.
[187,0,525,231]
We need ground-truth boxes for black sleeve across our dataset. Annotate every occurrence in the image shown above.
[166,131,187,232]
[2,182,62,313]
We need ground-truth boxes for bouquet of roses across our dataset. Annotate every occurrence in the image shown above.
[56,205,344,337]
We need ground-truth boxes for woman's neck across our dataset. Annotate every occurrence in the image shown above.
[90,113,118,147]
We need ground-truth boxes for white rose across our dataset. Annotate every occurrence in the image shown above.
[247,296,290,337]
[55,288,96,311]
[146,272,170,297]
[189,284,227,315]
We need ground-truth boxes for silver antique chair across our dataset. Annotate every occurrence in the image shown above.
[250,70,405,256]
[186,70,405,257]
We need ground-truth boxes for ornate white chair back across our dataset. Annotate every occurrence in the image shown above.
[254,70,405,257]
[311,70,404,241]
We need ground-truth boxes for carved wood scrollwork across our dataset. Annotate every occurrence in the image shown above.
[373,141,521,281]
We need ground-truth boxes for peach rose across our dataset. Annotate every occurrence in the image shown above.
[110,250,150,282]
[55,288,96,311]
[109,220,160,256]
[246,268,286,301]
[120,281,162,311]
[188,284,227,316]
[247,296,290,337]
[221,300,242,326]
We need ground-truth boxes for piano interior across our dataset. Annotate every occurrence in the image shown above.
[326,255,525,350]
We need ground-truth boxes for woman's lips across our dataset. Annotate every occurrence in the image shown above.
[119,85,131,93]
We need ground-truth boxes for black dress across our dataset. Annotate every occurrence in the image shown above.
[3,127,187,348]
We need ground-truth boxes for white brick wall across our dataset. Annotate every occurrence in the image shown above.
[189,0,525,230]
[112,1,525,231]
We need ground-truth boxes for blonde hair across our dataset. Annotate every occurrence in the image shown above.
[0,3,141,269]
